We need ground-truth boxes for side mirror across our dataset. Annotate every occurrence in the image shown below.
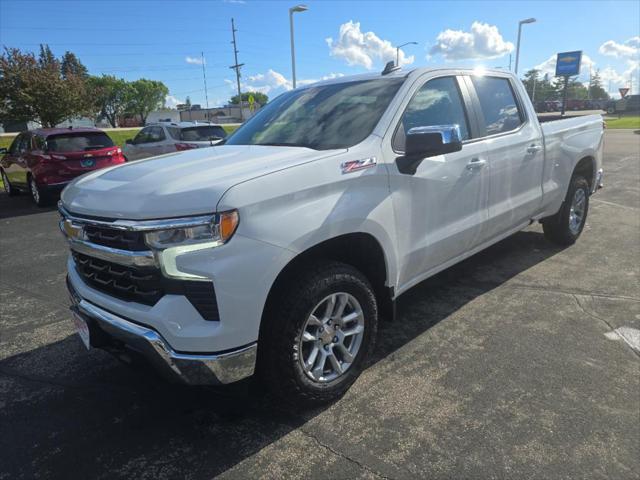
[125,139,134,145]
[0,147,7,155]
[396,125,463,175]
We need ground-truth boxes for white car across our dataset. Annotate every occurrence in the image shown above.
[60,67,604,405]
[121,122,227,161]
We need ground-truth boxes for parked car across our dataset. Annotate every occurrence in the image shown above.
[121,122,227,161]
[60,67,604,405]
[565,99,589,111]
[0,127,125,206]
[535,100,561,113]
[606,94,640,114]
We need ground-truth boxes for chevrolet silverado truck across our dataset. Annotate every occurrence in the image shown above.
[59,66,604,404]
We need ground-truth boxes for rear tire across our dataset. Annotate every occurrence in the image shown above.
[29,175,51,207]
[542,175,590,246]
[1,169,18,196]
[258,261,378,406]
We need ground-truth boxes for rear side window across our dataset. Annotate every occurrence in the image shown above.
[471,76,523,136]
[47,132,114,152]
[393,76,470,151]
[180,126,227,141]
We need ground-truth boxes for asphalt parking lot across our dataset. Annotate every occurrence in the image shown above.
[1,130,638,479]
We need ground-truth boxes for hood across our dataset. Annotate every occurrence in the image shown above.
[61,145,343,219]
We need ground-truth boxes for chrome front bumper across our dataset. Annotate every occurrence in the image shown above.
[67,277,257,385]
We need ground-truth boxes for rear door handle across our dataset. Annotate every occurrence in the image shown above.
[466,158,487,170]
[527,144,542,154]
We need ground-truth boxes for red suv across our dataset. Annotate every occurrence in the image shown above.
[0,127,125,206]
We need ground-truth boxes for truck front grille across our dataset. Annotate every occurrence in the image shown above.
[84,225,148,251]
[73,251,162,304]
[72,252,219,320]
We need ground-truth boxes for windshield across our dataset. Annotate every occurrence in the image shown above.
[180,126,227,141]
[47,132,114,152]
[226,78,404,150]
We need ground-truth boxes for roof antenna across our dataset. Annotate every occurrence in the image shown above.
[382,60,400,75]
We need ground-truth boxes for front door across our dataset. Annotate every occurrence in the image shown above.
[387,75,490,289]
[3,133,30,187]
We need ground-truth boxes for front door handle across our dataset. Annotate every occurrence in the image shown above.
[527,144,542,154]
[466,158,487,170]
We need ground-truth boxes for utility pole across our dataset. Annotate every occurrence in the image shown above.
[229,18,244,121]
[201,52,209,111]
[508,54,512,72]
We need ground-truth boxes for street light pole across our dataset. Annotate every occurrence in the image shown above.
[514,17,536,75]
[395,41,417,67]
[289,4,308,89]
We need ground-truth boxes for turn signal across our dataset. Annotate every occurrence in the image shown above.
[219,210,239,242]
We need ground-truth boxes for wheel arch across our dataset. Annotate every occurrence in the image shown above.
[573,155,595,190]
[261,232,395,335]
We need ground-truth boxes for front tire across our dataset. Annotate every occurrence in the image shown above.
[1,169,18,196]
[542,175,590,245]
[259,261,378,406]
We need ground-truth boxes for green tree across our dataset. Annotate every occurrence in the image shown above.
[127,79,169,125]
[61,51,88,79]
[87,75,131,127]
[588,70,609,100]
[521,69,540,101]
[230,91,268,105]
[0,45,90,127]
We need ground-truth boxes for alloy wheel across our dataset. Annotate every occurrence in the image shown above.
[569,187,586,235]
[30,177,40,204]
[298,292,365,383]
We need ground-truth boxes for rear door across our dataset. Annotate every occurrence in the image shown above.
[465,74,544,239]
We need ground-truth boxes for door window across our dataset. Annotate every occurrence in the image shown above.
[471,76,524,136]
[148,126,166,142]
[133,127,164,144]
[8,134,23,155]
[133,127,153,144]
[393,76,470,152]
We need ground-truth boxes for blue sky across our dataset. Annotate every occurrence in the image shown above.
[1,0,638,106]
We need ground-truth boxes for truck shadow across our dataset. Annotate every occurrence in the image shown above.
[0,228,563,479]
[0,191,58,219]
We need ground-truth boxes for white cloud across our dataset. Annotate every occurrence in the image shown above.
[164,95,182,108]
[326,21,415,69]
[185,56,204,65]
[231,70,345,96]
[599,37,640,58]
[428,22,514,61]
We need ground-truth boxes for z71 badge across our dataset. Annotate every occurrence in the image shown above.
[341,157,377,174]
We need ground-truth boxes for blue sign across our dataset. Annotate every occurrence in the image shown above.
[555,51,582,77]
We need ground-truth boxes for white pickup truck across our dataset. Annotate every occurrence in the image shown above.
[60,67,604,404]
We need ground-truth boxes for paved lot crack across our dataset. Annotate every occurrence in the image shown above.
[571,294,640,360]
[298,428,394,479]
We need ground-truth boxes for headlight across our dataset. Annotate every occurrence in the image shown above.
[144,210,239,280]
[144,210,239,249]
